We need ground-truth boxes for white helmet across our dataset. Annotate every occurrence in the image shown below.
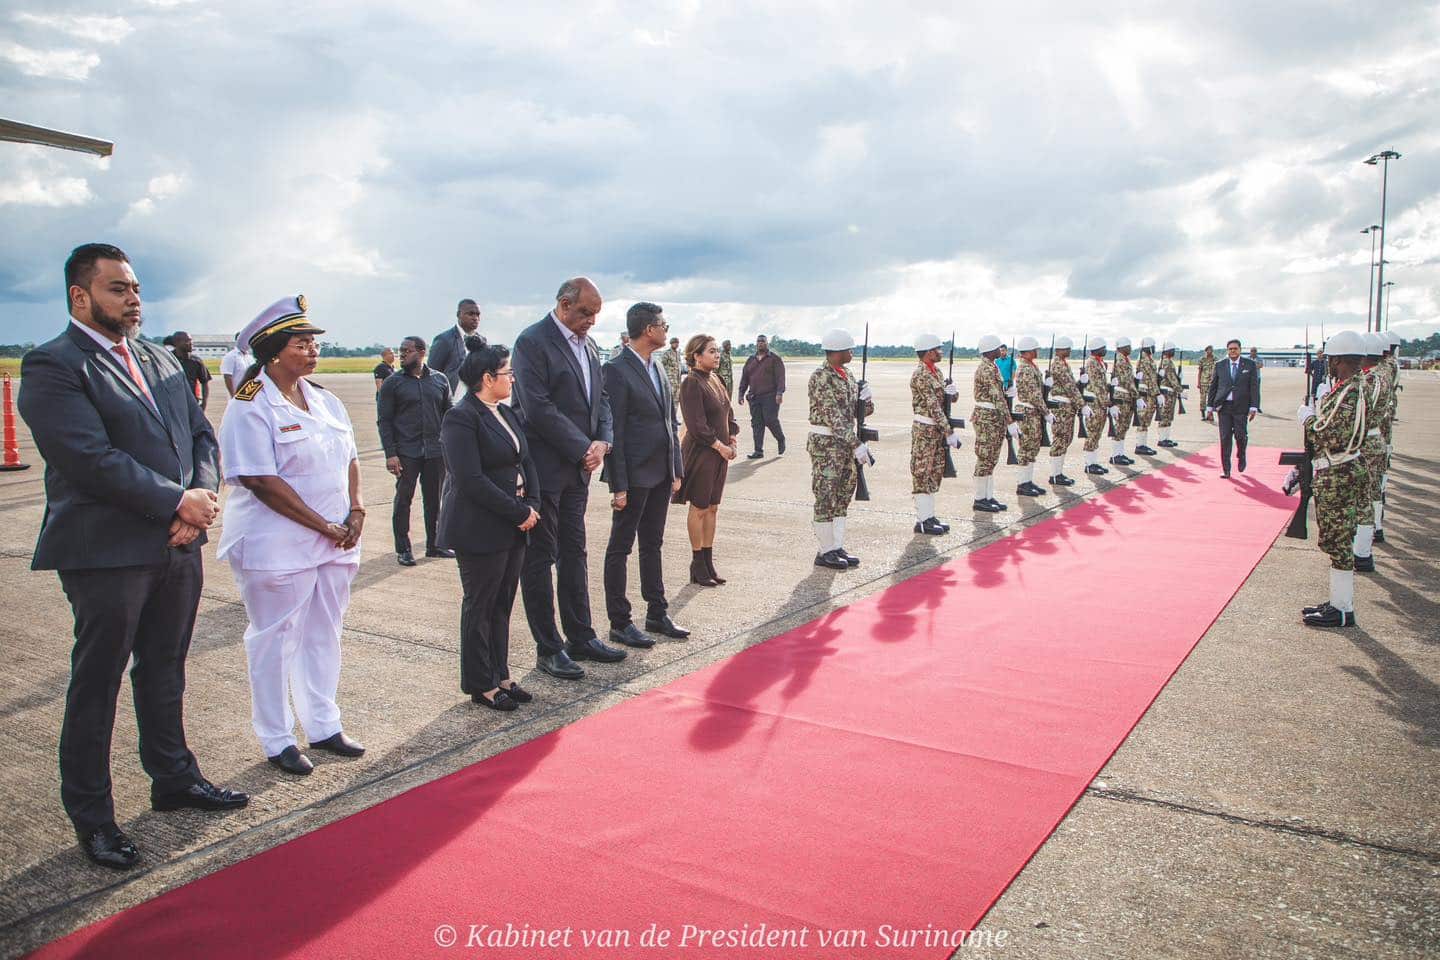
[1362,331,1386,357]
[1088,336,1107,352]
[1015,335,1039,352]
[1324,330,1365,358]
[1115,336,1132,349]
[977,334,1002,353]
[1054,335,1073,350]
[821,329,856,351]
[1140,336,1156,349]
[913,333,943,352]
[1161,340,1177,352]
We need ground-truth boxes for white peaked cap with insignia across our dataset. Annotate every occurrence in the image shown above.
[1162,340,1177,351]
[1054,335,1073,349]
[1015,335,1039,352]
[1115,336,1132,349]
[239,294,324,350]
[1140,336,1156,349]
[821,329,856,351]
[977,334,1002,353]
[1362,331,1386,356]
[1325,330,1365,357]
[914,333,943,352]
[1088,336,1107,352]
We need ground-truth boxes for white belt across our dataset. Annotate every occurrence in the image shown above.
[974,401,997,410]
[1052,396,1072,404]
[809,424,833,436]
[1013,401,1033,411]
[1366,428,1380,437]
[1314,450,1361,472]
[1112,388,1131,398]
[1160,387,1173,393]
[913,414,936,426]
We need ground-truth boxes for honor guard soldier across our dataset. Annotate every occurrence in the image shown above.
[1133,337,1160,455]
[1155,341,1182,447]
[1108,337,1137,465]
[1375,331,1401,543]
[1351,332,1392,573]
[972,334,1017,512]
[1197,345,1217,421]
[1045,335,1082,486]
[910,333,959,534]
[1012,336,1048,497]
[1080,336,1111,475]
[660,336,683,395]
[808,330,873,569]
[1298,330,1369,628]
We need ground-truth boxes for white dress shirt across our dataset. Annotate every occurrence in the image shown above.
[627,345,664,399]
[551,312,592,400]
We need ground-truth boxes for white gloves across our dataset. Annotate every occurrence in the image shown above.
[943,382,960,398]
[1082,405,1093,419]
[1079,373,1089,385]
[1005,385,1017,398]
[858,383,873,403]
[1045,413,1056,426]
[1137,399,1147,412]
[1109,377,1118,387]
[946,430,963,449]
[1006,422,1021,438]
[1297,405,1315,425]
[1135,371,1143,381]
[1043,375,1053,388]
[1108,405,1120,417]
[853,442,871,463]
[1315,382,1331,403]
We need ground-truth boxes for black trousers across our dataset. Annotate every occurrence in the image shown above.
[457,541,525,694]
[393,455,442,553]
[521,479,595,654]
[56,550,204,833]
[603,479,672,629]
[749,392,785,453]
[1217,402,1249,473]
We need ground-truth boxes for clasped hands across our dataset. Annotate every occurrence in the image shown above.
[170,488,219,547]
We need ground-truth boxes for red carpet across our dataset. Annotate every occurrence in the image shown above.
[32,446,1294,959]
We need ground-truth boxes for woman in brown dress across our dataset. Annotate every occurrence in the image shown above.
[672,334,738,586]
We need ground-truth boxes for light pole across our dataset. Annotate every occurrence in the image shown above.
[1365,149,1401,332]
[1381,281,1395,331]
[1361,225,1381,331]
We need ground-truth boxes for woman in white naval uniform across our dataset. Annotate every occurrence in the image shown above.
[217,296,367,776]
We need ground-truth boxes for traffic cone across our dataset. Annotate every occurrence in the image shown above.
[2,373,31,471]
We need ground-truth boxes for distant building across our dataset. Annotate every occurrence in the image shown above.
[189,334,234,359]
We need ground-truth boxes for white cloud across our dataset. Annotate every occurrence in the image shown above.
[0,176,93,206]
[0,41,100,80]
[13,13,135,44]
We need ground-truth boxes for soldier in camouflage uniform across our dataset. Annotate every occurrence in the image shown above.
[1196,346,1217,422]
[1155,341,1183,447]
[659,337,683,396]
[972,334,1018,512]
[1080,337,1111,475]
[1351,332,1393,573]
[910,334,960,535]
[1108,337,1137,466]
[1298,330,1369,628]
[1045,335,1082,486]
[1012,336,1048,497]
[717,340,734,399]
[808,329,874,570]
[1133,337,1161,455]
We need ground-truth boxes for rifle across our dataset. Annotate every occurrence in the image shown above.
[1038,335,1054,448]
[1076,331,1089,440]
[1176,352,1188,415]
[1304,323,1314,405]
[854,323,878,501]
[941,332,964,476]
[1279,441,1313,539]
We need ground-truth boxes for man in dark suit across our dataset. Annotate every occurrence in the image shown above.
[601,303,691,649]
[18,243,248,871]
[377,335,454,566]
[429,298,485,393]
[1205,337,1261,478]
[511,277,626,679]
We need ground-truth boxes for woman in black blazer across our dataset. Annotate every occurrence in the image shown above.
[437,339,541,710]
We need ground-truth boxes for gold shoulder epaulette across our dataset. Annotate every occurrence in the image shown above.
[234,379,263,402]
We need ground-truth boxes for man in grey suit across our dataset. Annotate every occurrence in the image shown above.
[18,244,248,871]
[601,302,691,649]
[1205,338,1261,478]
[512,277,626,679]
[429,298,485,393]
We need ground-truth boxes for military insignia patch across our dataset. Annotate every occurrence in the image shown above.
[296,294,308,313]
[279,423,302,432]
[234,379,263,402]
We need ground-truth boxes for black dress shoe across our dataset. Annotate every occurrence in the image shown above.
[1135,445,1158,456]
[1109,455,1134,466]
[814,550,850,570]
[472,689,517,711]
[985,498,1009,511]
[1354,554,1375,573]
[537,651,585,680]
[268,745,314,776]
[835,548,861,567]
[396,551,417,567]
[644,614,691,638]
[1303,607,1356,628]
[152,779,250,812]
[1158,439,1178,448]
[915,518,949,535]
[1220,471,1231,479]
[310,731,366,757]
[1084,463,1106,475]
[1372,529,1385,543]
[746,451,764,459]
[973,498,1003,513]
[1050,474,1076,486]
[610,623,656,648]
[498,682,532,703]
[1017,482,1046,497]
[79,824,139,870]
[567,636,627,663]
[1302,601,1333,616]
[777,438,786,455]
[1237,456,1247,473]
[425,547,456,559]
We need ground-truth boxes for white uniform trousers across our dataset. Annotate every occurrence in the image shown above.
[232,559,357,756]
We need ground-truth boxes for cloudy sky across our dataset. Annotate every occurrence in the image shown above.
[3,1,1438,351]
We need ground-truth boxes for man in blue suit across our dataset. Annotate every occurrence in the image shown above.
[19,243,248,870]
[511,277,626,679]
[1204,338,1261,478]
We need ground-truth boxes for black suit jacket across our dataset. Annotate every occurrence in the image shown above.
[436,395,541,555]
[429,327,487,393]
[601,349,683,494]
[1206,356,1261,412]
[510,313,613,487]
[19,324,220,570]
